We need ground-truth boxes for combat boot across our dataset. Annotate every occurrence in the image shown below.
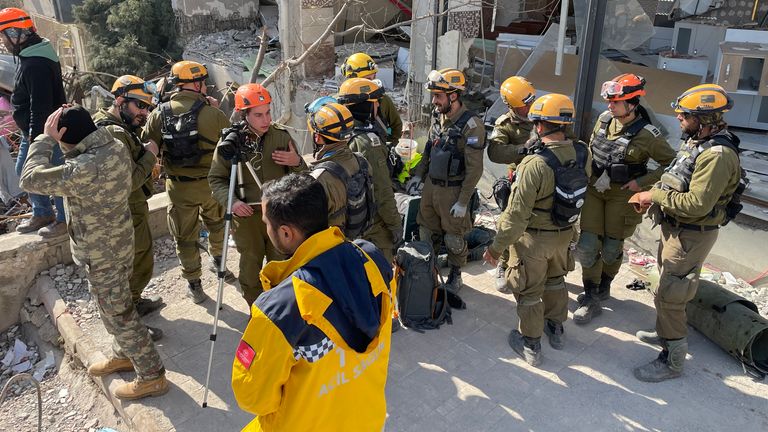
[495,263,512,293]
[187,279,209,304]
[147,326,163,342]
[596,273,613,301]
[38,220,67,238]
[135,295,164,317]
[16,215,54,234]
[445,266,463,294]
[508,330,542,366]
[543,319,565,350]
[633,338,687,382]
[114,375,169,400]
[88,357,134,376]
[636,329,662,346]
[573,280,602,325]
[210,256,237,283]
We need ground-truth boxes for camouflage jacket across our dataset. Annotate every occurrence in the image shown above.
[19,128,134,267]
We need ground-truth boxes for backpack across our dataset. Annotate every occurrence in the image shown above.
[159,99,215,166]
[394,241,451,330]
[315,153,377,239]
[534,142,589,227]
[492,176,512,211]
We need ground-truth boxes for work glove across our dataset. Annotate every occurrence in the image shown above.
[449,201,467,218]
[217,130,242,162]
[405,176,422,196]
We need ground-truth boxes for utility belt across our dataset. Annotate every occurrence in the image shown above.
[167,175,207,183]
[430,178,463,187]
[662,214,719,232]
[526,226,573,234]
[594,162,647,184]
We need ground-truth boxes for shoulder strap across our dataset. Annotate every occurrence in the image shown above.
[574,141,588,168]
[453,110,474,132]
[535,146,562,172]
[351,153,370,174]
[598,111,612,131]
[622,116,651,138]
[315,159,350,184]
[709,134,740,154]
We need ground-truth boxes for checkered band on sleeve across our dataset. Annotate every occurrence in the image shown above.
[293,337,335,363]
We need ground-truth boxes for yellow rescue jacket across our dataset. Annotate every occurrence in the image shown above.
[232,226,394,431]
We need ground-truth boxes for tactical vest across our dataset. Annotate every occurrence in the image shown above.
[532,141,590,227]
[159,99,216,167]
[94,117,153,199]
[313,153,377,239]
[661,132,747,225]
[591,111,656,183]
[426,110,474,183]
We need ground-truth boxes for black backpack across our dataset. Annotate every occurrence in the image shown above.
[160,99,215,166]
[394,241,451,330]
[492,176,512,211]
[315,153,377,239]
[534,142,589,227]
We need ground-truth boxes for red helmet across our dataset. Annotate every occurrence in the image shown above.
[600,73,646,101]
[234,83,272,111]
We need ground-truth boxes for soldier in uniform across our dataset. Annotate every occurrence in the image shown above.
[483,94,591,366]
[337,78,403,261]
[208,83,307,306]
[341,52,403,142]
[487,76,537,292]
[143,61,232,304]
[410,68,486,292]
[20,106,167,400]
[630,84,742,382]
[93,76,164,340]
[574,74,676,324]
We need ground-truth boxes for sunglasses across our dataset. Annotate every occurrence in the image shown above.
[132,100,151,110]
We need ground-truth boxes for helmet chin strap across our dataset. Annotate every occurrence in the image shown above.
[612,101,637,120]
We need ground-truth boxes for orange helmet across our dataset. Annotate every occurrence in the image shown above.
[234,83,271,111]
[0,8,34,32]
[600,73,646,101]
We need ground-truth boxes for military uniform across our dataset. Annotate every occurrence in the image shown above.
[649,130,741,340]
[416,105,485,269]
[487,111,532,166]
[348,123,402,261]
[208,124,307,305]
[311,142,368,230]
[378,94,403,142]
[93,109,156,303]
[577,112,676,298]
[488,140,592,340]
[143,90,230,281]
[20,129,164,381]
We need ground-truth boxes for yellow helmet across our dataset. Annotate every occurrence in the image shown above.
[341,52,378,78]
[308,102,355,142]
[500,76,536,108]
[111,75,155,105]
[425,68,466,93]
[528,93,574,124]
[169,60,208,85]
[337,78,385,105]
[672,84,733,115]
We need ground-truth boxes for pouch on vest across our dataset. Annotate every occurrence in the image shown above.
[315,153,377,239]
[427,111,473,181]
[535,142,589,227]
[160,99,212,167]
[394,241,452,330]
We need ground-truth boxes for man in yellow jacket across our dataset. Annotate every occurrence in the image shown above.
[232,173,394,431]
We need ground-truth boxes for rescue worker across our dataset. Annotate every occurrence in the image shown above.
[143,61,232,304]
[208,83,307,306]
[410,68,486,293]
[341,52,402,142]
[574,73,676,324]
[337,78,403,261]
[21,106,167,400]
[232,173,393,431]
[307,100,375,235]
[630,84,742,382]
[483,94,591,366]
[487,76,537,293]
[93,75,165,339]
[0,7,67,237]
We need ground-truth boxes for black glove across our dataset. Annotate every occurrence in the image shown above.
[218,129,242,161]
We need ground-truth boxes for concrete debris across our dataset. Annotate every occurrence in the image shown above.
[184,28,277,78]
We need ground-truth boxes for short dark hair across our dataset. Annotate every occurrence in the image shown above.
[535,120,565,135]
[261,173,329,238]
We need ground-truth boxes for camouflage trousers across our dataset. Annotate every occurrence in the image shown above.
[87,258,165,380]
[129,200,153,302]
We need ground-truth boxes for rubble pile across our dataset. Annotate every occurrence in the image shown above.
[184,29,273,75]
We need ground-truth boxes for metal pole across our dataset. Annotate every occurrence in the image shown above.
[431,0,440,70]
[555,0,570,76]
[202,153,239,408]
[572,0,607,141]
